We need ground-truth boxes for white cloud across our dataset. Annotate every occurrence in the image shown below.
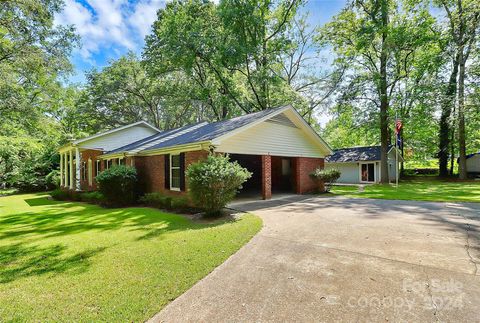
[129,0,166,39]
[54,0,165,61]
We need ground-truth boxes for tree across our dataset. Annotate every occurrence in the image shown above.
[0,0,78,124]
[435,0,480,179]
[144,0,310,120]
[77,53,207,132]
[318,0,436,183]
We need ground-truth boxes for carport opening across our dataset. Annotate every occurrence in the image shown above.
[230,154,295,199]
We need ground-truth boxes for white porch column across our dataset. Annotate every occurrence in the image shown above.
[64,153,69,188]
[60,152,64,187]
[69,150,74,190]
[75,147,81,191]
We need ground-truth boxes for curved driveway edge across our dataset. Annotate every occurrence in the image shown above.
[149,196,480,322]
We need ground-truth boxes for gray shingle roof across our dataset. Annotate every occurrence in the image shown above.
[326,146,387,163]
[106,106,286,154]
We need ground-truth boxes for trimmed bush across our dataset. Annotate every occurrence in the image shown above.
[140,192,172,209]
[50,188,70,200]
[95,165,138,206]
[186,154,251,216]
[309,168,341,192]
[80,191,106,205]
[140,193,192,213]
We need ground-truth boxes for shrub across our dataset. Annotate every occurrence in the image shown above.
[45,170,60,190]
[95,165,138,206]
[140,193,191,213]
[186,154,251,216]
[140,192,172,209]
[50,188,70,200]
[80,191,106,205]
[309,168,341,192]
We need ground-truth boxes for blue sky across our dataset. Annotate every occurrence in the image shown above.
[55,0,347,84]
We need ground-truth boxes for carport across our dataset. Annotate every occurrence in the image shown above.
[230,154,310,200]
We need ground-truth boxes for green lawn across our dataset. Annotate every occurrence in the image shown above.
[0,193,262,322]
[330,179,480,203]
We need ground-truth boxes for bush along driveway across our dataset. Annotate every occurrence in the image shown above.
[0,193,261,322]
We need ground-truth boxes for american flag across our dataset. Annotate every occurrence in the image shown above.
[395,119,403,148]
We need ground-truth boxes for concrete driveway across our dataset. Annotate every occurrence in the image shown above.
[151,196,480,322]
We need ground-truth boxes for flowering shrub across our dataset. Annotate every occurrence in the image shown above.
[186,154,251,216]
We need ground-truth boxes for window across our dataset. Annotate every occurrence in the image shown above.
[118,158,124,165]
[170,154,181,191]
[106,159,111,170]
[96,160,101,176]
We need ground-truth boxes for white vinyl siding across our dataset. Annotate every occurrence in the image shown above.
[77,125,157,152]
[467,154,480,172]
[325,163,360,184]
[215,120,325,158]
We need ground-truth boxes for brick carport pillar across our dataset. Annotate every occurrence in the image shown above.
[261,155,272,200]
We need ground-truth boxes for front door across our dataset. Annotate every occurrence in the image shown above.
[360,163,375,182]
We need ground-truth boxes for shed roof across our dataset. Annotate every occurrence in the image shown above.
[326,145,394,163]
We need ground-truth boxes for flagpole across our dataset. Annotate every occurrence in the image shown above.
[395,111,399,188]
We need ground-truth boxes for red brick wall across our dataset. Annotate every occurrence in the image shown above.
[79,149,103,191]
[135,150,209,196]
[294,157,324,194]
[261,155,272,199]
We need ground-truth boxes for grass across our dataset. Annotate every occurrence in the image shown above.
[0,193,262,322]
[330,178,480,203]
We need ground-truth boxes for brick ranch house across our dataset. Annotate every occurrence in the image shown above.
[58,105,332,200]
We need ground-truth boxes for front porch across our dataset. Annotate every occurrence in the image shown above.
[58,146,102,191]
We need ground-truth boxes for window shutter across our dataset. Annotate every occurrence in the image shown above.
[164,154,170,189]
[179,153,186,191]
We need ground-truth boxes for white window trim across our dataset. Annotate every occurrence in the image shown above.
[170,153,181,191]
[359,162,376,183]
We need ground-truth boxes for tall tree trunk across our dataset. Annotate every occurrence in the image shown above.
[379,0,389,184]
[438,55,459,177]
[458,49,467,179]
[450,127,455,175]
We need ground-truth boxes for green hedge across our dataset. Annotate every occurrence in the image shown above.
[96,165,138,206]
[140,192,191,213]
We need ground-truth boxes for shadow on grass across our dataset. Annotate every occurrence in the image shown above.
[1,195,234,242]
[0,194,238,282]
[0,243,107,283]
[24,197,61,207]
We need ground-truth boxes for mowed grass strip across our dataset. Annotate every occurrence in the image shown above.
[0,193,262,322]
[331,179,480,203]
